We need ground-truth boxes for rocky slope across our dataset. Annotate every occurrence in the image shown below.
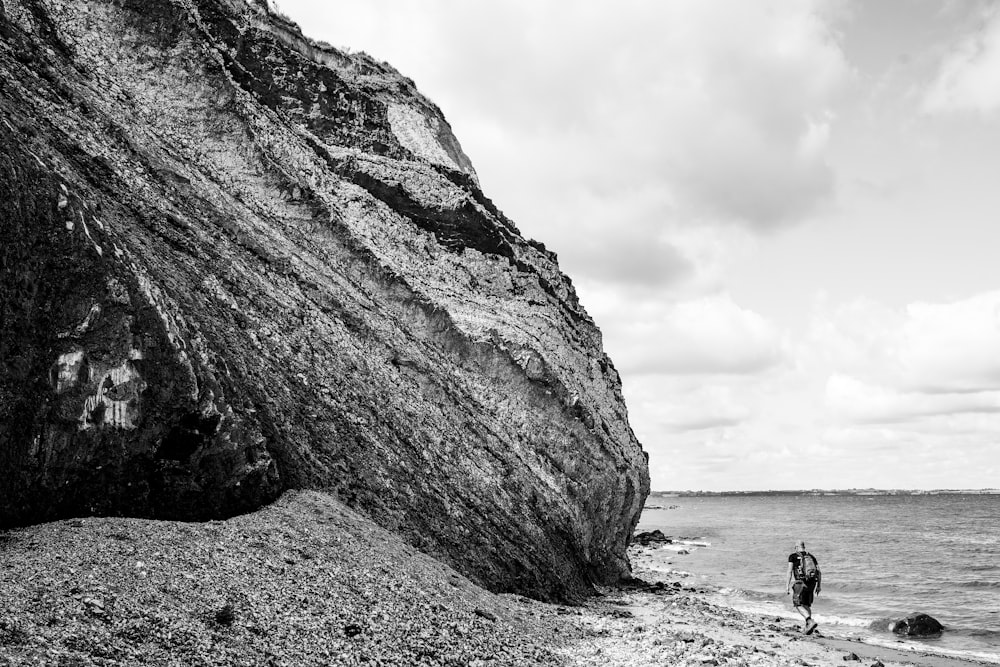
[0,0,649,601]
[0,490,573,666]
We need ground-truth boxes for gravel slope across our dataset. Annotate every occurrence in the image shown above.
[0,490,573,666]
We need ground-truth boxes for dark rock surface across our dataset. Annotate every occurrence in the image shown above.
[0,0,648,601]
[631,530,672,546]
[890,613,944,636]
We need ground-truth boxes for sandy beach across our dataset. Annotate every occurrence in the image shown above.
[0,491,991,666]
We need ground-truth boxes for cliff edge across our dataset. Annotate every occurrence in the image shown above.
[0,0,649,601]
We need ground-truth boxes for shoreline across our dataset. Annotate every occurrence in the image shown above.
[0,492,994,666]
[560,581,995,667]
[555,554,998,667]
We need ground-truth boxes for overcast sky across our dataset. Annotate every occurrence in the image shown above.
[275,0,1000,491]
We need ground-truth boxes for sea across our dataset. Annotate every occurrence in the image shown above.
[636,494,1000,664]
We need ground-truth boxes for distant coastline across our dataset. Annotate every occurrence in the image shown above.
[648,488,1000,498]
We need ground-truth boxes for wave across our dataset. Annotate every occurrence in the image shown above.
[705,589,932,633]
[691,577,1000,665]
[673,539,711,547]
[641,564,695,577]
[964,564,1000,572]
[958,580,1000,589]
[656,543,706,553]
[858,636,1000,665]
[713,586,785,604]
[861,616,899,632]
[938,534,1000,548]
[701,587,880,629]
[710,595,1000,663]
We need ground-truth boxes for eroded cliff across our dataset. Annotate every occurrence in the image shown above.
[0,0,649,600]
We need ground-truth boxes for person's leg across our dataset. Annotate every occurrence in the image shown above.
[791,581,812,628]
[801,581,818,633]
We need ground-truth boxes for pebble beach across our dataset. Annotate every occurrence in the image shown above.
[0,491,988,666]
[562,569,988,667]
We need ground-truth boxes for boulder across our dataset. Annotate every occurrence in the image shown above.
[0,0,648,601]
[890,613,944,636]
[632,529,672,546]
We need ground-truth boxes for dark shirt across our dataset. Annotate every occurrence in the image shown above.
[788,551,820,581]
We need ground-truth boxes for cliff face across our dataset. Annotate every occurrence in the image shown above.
[0,0,649,600]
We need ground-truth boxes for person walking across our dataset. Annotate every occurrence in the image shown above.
[786,539,822,634]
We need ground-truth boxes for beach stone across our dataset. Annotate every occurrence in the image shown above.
[632,529,672,546]
[842,652,860,661]
[82,596,104,613]
[889,612,944,636]
[214,603,236,626]
[474,608,498,622]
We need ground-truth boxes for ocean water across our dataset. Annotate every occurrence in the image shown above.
[636,494,1000,664]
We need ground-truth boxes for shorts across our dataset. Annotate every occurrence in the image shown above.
[792,579,815,607]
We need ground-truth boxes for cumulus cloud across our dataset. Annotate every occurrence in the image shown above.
[589,292,786,376]
[824,374,1000,424]
[572,235,693,288]
[625,378,753,433]
[811,291,1000,425]
[897,295,1000,392]
[923,7,1000,113]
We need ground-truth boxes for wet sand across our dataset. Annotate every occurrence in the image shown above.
[557,557,994,667]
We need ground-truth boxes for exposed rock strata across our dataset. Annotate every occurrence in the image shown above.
[0,0,649,600]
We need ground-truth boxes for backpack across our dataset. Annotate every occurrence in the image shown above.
[798,552,819,581]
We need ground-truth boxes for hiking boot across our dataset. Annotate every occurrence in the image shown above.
[804,619,818,635]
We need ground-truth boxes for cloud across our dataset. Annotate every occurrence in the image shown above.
[525,182,697,289]
[824,374,1000,424]
[590,292,786,376]
[279,0,851,294]
[806,296,905,376]
[923,7,1000,113]
[513,0,851,230]
[897,295,1000,392]
[624,378,754,433]
[634,289,1000,490]
[811,291,1000,424]
[657,391,753,432]
[572,235,694,288]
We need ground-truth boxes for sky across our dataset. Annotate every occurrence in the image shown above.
[273,0,1000,491]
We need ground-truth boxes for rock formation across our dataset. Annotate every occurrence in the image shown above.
[631,530,672,547]
[890,613,944,636]
[0,0,649,601]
